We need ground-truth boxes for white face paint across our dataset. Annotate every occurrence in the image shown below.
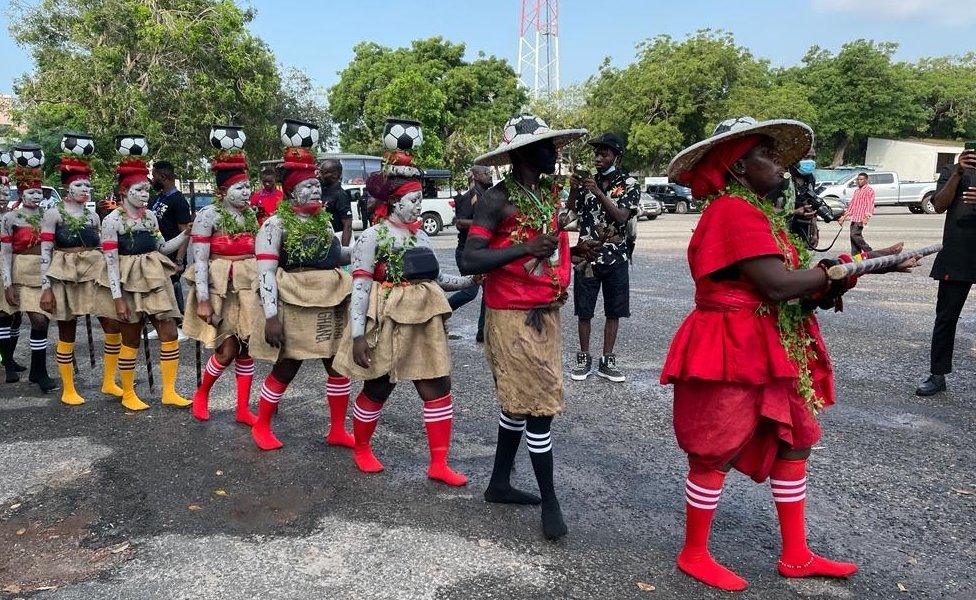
[392,190,423,223]
[125,181,151,209]
[21,188,44,208]
[67,179,92,204]
[292,177,321,206]
[224,180,252,209]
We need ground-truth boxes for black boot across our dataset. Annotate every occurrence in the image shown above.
[525,416,567,540]
[916,373,946,397]
[0,336,18,383]
[484,412,541,505]
[27,328,58,393]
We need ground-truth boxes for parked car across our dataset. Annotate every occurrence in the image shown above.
[816,171,939,214]
[344,175,456,236]
[6,185,63,209]
[186,192,215,213]
[647,183,697,214]
[637,193,663,220]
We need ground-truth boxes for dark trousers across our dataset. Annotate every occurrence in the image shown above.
[448,245,485,334]
[930,279,972,375]
[850,222,873,255]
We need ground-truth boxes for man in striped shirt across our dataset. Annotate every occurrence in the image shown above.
[838,172,874,255]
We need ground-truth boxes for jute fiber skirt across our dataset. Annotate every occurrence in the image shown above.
[183,258,260,348]
[46,249,112,320]
[484,306,564,416]
[249,268,352,362]
[94,253,180,323]
[333,281,452,383]
[0,254,50,316]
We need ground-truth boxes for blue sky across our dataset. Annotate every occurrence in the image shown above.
[2,0,974,95]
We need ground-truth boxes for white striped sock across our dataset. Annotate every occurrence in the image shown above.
[0,327,9,340]
[498,413,526,432]
[353,401,382,423]
[326,379,351,395]
[235,359,255,375]
[770,477,807,504]
[205,355,226,377]
[685,478,723,510]
[29,337,47,351]
[260,383,284,404]
[525,429,552,454]
[423,403,453,423]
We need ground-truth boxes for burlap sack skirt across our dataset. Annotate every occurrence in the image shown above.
[0,254,50,316]
[249,268,352,362]
[94,253,180,323]
[183,258,260,348]
[484,306,565,416]
[46,249,112,321]
[333,281,452,383]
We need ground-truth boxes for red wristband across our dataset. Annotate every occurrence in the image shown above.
[468,225,492,239]
[255,253,279,261]
[191,235,212,244]
[40,232,55,242]
[352,269,374,280]
[101,241,118,251]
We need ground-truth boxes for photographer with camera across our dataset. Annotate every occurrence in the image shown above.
[789,151,823,247]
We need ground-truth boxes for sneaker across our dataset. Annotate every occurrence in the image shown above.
[146,327,159,340]
[597,354,625,382]
[570,352,591,381]
[177,327,189,342]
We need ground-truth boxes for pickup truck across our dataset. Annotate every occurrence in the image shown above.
[816,171,938,214]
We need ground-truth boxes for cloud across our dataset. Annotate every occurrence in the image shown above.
[812,0,976,25]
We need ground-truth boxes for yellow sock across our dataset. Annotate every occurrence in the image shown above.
[101,333,123,397]
[56,341,85,405]
[159,340,189,406]
[119,344,149,411]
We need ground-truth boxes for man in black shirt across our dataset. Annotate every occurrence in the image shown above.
[448,166,491,340]
[917,148,976,396]
[319,158,353,246]
[150,161,191,323]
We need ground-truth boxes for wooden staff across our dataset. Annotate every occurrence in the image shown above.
[827,243,942,280]
[85,315,96,368]
[142,324,154,393]
[195,340,201,387]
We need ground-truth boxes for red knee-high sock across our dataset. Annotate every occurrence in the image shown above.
[771,459,858,578]
[234,357,256,426]
[422,394,468,487]
[192,355,227,421]
[676,466,748,591]
[325,376,354,448]
[352,392,384,473]
[250,374,286,451]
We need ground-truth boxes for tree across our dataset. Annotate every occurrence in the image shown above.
[914,54,976,140]
[8,0,327,193]
[329,37,527,173]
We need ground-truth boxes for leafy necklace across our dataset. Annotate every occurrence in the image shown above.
[115,206,158,239]
[275,201,334,264]
[715,182,822,415]
[19,208,43,234]
[375,221,416,286]
[214,202,258,237]
[58,203,92,236]
[503,173,559,242]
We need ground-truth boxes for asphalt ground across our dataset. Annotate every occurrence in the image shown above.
[1,208,973,599]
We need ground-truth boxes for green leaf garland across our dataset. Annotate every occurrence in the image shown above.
[214,202,258,237]
[57,203,92,236]
[375,221,416,285]
[275,201,334,264]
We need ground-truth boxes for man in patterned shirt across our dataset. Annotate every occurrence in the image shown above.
[568,132,641,382]
[838,172,875,255]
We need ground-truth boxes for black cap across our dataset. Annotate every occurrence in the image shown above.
[587,132,625,155]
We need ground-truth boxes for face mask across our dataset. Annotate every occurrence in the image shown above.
[796,159,816,175]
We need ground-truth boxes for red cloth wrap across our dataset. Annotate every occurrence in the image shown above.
[58,156,93,187]
[101,240,118,251]
[352,269,373,280]
[255,253,279,262]
[281,147,317,197]
[11,226,40,253]
[211,233,255,256]
[481,213,571,310]
[681,135,763,200]
[219,172,248,191]
[393,180,421,197]
[468,225,492,239]
[14,166,43,194]
[40,231,55,242]
[116,158,150,194]
[660,195,834,482]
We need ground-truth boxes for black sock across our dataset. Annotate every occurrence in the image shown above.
[484,412,541,505]
[0,315,14,378]
[28,327,55,390]
[526,415,567,540]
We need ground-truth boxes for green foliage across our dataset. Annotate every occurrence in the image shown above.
[329,37,527,175]
[8,0,328,196]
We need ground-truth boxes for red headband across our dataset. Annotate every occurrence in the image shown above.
[116,157,150,194]
[59,156,94,187]
[211,151,249,192]
[280,147,317,197]
[14,166,43,194]
[393,180,422,197]
[683,134,763,200]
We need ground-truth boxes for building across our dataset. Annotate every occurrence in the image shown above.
[864,137,964,183]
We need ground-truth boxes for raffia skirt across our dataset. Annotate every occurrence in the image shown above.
[249,268,352,362]
[484,306,564,416]
[0,254,50,316]
[93,253,180,323]
[45,249,113,321]
[183,258,260,348]
[333,281,452,383]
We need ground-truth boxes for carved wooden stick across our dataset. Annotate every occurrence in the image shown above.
[827,244,942,280]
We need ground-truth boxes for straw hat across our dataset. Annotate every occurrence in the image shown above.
[474,113,587,167]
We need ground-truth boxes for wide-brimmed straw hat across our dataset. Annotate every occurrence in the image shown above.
[474,113,586,167]
[667,117,814,185]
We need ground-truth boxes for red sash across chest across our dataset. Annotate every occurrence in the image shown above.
[193,233,255,256]
[5,226,41,253]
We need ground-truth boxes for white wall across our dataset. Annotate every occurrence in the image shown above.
[865,137,963,182]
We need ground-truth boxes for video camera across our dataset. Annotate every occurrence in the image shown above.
[792,173,836,223]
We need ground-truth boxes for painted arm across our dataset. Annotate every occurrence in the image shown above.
[39,208,59,290]
[437,272,476,291]
[100,214,123,299]
[460,189,551,275]
[158,228,188,256]
[349,227,378,339]
[0,214,13,288]
[190,208,216,301]
[256,217,282,318]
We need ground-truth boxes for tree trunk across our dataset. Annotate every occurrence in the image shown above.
[830,134,850,168]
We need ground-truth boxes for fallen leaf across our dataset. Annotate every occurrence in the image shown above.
[187,504,203,511]
[110,542,130,554]
[214,489,228,497]
[951,487,975,495]
[15,528,26,535]
[897,582,908,593]
[9,503,21,510]
[636,581,656,592]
